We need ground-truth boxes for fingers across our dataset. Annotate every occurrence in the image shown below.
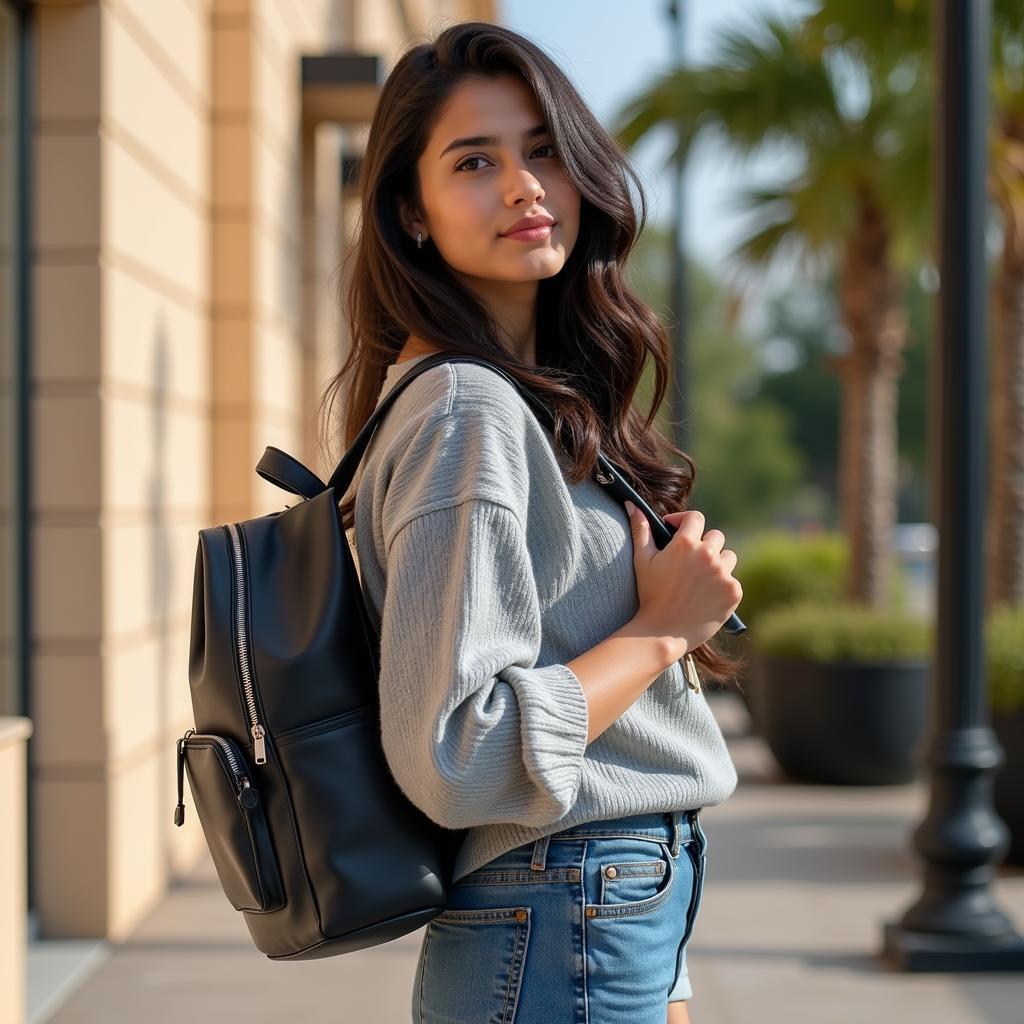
[633,506,735,569]
[663,511,725,543]
[624,501,649,545]
[702,528,726,554]
[664,509,706,545]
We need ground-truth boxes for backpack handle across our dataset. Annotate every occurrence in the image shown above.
[256,445,328,500]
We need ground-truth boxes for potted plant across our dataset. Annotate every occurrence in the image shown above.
[750,601,933,785]
[988,604,1024,865]
[728,531,848,718]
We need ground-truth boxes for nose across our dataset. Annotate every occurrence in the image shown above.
[505,163,545,206]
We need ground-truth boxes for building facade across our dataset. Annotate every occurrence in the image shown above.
[0,1,494,1019]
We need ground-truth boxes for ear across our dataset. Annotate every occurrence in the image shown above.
[397,195,426,243]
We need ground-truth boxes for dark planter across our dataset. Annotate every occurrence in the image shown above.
[751,654,930,785]
[992,706,1024,865]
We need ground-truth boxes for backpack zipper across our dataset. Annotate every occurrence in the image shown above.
[175,729,254,825]
[225,521,268,764]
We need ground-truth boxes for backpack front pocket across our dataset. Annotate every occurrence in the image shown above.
[272,705,445,936]
[175,730,285,913]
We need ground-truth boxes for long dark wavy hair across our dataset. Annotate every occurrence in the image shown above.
[319,20,744,683]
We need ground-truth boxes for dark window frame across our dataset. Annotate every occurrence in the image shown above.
[4,0,31,721]
[5,0,35,918]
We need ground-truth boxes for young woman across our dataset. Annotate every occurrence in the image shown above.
[325,21,744,1024]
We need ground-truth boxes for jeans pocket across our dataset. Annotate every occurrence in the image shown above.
[415,907,532,1024]
[586,840,675,919]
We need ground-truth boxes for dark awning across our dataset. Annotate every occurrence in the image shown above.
[301,52,382,125]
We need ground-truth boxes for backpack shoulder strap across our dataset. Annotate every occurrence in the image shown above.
[323,353,572,498]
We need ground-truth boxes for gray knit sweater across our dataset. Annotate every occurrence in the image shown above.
[350,354,738,882]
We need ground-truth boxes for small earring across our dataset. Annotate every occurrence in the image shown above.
[416,232,423,249]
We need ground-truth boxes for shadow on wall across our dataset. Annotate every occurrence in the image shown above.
[147,319,173,880]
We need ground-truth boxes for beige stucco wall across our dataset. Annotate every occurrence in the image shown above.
[31,0,214,940]
[212,0,340,521]
[26,0,495,947]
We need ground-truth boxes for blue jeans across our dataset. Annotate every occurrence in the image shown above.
[411,809,709,1023]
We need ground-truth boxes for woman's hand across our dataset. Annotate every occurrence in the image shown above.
[625,503,742,658]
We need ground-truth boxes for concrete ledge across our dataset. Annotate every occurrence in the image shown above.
[0,716,33,749]
[1,716,34,1024]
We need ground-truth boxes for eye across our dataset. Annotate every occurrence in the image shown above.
[454,155,488,172]
[454,143,557,173]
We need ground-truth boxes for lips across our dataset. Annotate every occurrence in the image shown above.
[501,214,555,236]
[501,224,555,241]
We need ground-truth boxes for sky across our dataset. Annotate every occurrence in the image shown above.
[496,0,811,327]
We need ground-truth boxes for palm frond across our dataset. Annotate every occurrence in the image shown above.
[611,13,844,161]
[803,0,929,68]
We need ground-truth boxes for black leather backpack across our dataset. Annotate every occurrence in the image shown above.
[173,352,744,962]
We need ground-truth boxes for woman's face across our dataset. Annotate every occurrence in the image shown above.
[401,73,581,287]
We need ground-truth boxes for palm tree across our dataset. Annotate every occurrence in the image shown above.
[980,3,1023,610]
[611,6,931,607]
[799,0,1024,609]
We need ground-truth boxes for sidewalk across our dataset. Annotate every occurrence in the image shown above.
[39,693,1024,1023]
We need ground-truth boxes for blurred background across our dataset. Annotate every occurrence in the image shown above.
[1,0,1022,1021]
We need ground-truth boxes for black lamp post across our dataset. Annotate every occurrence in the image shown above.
[881,0,1024,971]
[665,0,690,457]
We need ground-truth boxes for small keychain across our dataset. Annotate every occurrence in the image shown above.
[684,653,702,695]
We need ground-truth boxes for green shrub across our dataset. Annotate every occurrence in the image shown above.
[755,600,933,663]
[988,604,1024,713]
[734,529,916,632]
[733,531,848,630]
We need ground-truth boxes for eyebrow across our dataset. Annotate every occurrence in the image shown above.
[439,123,549,160]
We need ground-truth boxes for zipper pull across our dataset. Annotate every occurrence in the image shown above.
[174,730,193,826]
[252,723,266,765]
[237,777,259,811]
[684,654,702,695]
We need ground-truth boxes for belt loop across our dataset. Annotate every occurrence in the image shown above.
[671,812,682,858]
[531,834,550,871]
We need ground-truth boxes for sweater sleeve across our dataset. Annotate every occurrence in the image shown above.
[376,496,591,831]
